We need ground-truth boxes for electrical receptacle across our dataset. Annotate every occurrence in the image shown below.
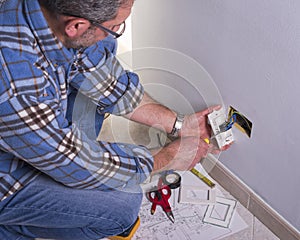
[207,108,234,149]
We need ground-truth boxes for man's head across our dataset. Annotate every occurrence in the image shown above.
[39,0,134,49]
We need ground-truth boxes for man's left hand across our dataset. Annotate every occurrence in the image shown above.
[180,105,221,140]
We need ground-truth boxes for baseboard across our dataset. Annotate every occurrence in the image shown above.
[202,154,300,240]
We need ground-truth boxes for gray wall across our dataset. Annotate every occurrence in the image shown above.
[130,0,300,230]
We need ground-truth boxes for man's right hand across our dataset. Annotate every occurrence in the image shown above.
[151,136,212,173]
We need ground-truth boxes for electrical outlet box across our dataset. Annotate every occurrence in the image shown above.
[207,108,234,149]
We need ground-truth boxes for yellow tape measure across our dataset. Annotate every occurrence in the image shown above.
[190,168,215,188]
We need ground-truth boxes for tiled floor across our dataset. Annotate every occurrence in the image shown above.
[211,185,279,240]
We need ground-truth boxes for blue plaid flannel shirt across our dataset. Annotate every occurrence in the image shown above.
[0,0,153,201]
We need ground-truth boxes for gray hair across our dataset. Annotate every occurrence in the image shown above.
[38,0,131,23]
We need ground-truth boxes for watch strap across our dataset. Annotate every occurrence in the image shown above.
[170,113,185,137]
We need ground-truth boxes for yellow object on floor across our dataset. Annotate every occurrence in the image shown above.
[108,217,140,240]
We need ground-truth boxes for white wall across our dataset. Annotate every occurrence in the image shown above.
[117,16,132,54]
[130,0,300,231]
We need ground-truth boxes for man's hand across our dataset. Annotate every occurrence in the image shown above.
[181,106,234,152]
[151,136,211,173]
[180,105,222,140]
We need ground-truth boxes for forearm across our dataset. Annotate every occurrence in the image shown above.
[125,92,177,134]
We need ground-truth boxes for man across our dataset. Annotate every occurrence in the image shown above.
[0,0,224,239]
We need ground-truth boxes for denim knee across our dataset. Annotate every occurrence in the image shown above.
[87,191,143,238]
[110,190,142,229]
[121,191,143,228]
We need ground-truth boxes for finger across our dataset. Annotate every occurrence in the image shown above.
[197,141,210,158]
[196,105,222,119]
[209,105,222,112]
[220,142,234,151]
[210,148,221,155]
[208,143,221,155]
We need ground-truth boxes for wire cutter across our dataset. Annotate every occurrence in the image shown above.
[146,177,175,223]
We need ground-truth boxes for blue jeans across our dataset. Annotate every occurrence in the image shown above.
[0,174,143,240]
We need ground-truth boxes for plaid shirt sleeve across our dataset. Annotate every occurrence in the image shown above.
[69,45,144,116]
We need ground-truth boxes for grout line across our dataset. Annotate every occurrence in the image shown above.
[251,215,255,240]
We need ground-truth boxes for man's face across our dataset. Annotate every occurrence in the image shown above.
[65,1,134,49]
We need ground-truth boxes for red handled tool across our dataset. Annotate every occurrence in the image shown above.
[146,177,175,223]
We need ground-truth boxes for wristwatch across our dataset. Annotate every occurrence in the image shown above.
[170,113,185,137]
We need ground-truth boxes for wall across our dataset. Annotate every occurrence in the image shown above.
[130,0,300,231]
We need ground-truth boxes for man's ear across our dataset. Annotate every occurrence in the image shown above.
[65,18,91,38]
